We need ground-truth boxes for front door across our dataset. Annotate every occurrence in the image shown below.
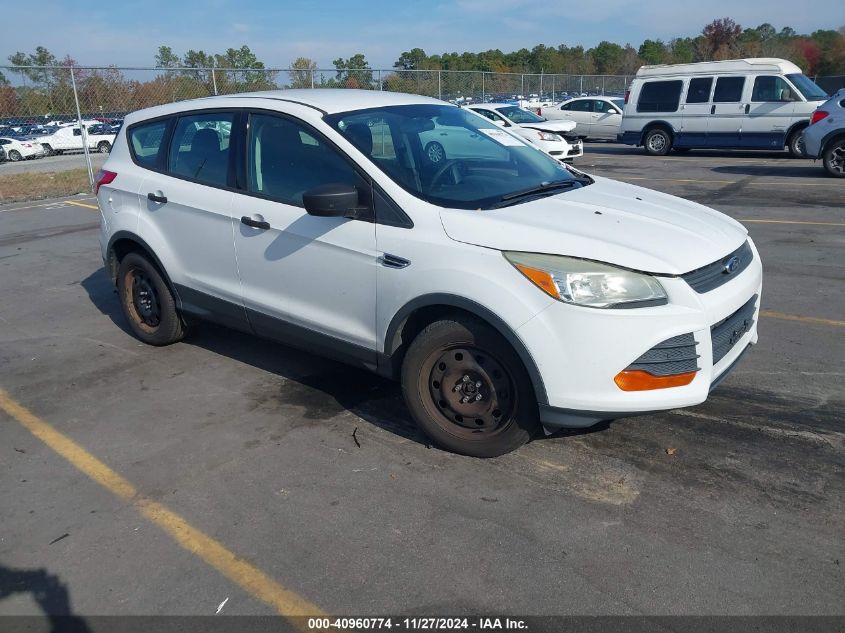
[591,99,623,139]
[560,99,594,137]
[741,75,799,149]
[231,112,378,368]
[679,76,714,147]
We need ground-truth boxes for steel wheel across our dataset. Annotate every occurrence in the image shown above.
[425,346,515,438]
[116,252,185,346]
[646,131,667,153]
[125,267,161,332]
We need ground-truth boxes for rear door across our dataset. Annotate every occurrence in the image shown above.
[679,76,714,146]
[741,75,799,148]
[135,110,244,326]
[709,76,746,147]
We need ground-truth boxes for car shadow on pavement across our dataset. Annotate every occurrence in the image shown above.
[711,164,823,178]
[0,564,92,632]
[80,267,610,451]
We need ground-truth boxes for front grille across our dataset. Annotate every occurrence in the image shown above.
[682,241,753,293]
[626,332,699,376]
[711,294,757,365]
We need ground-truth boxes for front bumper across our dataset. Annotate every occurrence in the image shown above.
[518,240,763,429]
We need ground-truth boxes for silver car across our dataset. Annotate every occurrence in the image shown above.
[803,88,845,177]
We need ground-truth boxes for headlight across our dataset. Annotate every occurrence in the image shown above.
[504,252,667,309]
[536,131,559,142]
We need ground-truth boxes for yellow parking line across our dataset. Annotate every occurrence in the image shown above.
[0,389,324,624]
[760,311,845,328]
[739,219,845,226]
[64,200,99,210]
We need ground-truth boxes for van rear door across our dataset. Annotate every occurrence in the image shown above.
[709,76,746,147]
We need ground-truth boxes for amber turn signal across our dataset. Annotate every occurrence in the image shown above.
[514,264,560,299]
[613,370,697,391]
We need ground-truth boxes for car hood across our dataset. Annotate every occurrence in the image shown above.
[439,176,748,274]
[517,120,576,133]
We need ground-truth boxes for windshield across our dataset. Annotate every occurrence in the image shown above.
[325,104,582,210]
[786,74,828,101]
[496,106,545,124]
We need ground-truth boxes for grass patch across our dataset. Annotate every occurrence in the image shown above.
[0,168,93,204]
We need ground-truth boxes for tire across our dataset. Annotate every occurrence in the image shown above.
[117,252,185,346]
[822,139,845,178]
[424,141,445,164]
[787,128,806,158]
[42,144,54,156]
[97,141,111,153]
[7,150,22,161]
[643,128,672,156]
[401,316,540,457]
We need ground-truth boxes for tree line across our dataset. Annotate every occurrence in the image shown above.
[1,18,844,119]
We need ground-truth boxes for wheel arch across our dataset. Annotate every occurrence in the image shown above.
[786,120,809,143]
[380,294,548,405]
[640,120,675,144]
[821,130,845,154]
[106,231,178,299]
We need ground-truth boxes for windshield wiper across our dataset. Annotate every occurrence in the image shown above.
[499,179,576,202]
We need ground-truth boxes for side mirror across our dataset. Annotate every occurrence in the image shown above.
[303,183,359,218]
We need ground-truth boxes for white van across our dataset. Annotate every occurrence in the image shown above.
[618,58,828,156]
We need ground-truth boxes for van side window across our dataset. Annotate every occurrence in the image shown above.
[636,81,683,112]
[752,76,799,102]
[713,77,745,103]
[168,113,234,187]
[247,113,366,209]
[686,78,713,103]
[129,120,168,169]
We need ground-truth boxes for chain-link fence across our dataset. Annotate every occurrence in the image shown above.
[0,64,841,202]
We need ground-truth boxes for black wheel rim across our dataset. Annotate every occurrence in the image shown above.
[425,346,515,437]
[828,145,845,174]
[130,269,161,328]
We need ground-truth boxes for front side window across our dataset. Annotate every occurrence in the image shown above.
[496,106,544,124]
[168,113,233,187]
[247,113,362,208]
[565,100,593,112]
[472,108,508,125]
[785,73,827,101]
[713,77,745,103]
[129,119,168,168]
[326,104,584,210]
[752,76,800,102]
[637,81,683,112]
[686,77,713,104]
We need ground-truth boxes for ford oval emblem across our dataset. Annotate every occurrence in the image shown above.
[724,256,740,274]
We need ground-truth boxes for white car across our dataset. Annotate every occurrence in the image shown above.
[540,97,625,140]
[96,89,761,457]
[34,125,116,155]
[466,104,583,161]
[0,136,47,161]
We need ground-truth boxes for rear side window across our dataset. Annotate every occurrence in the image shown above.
[637,81,683,112]
[686,77,713,103]
[713,77,745,103]
[168,113,234,187]
[129,120,168,168]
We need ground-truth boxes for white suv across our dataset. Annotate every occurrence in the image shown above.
[96,90,762,457]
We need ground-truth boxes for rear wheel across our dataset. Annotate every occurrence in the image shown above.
[643,128,672,156]
[401,316,539,457]
[97,141,111,153]
[7,150,22,161]
[822,139,845,178]
[117,252,185,346]
[787,128,806,158]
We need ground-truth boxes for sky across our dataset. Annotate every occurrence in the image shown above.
[2,0,843,70]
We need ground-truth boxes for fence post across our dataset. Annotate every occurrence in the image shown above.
[579,75,583,95]
[481,72,485,102]
[379,69,382,91]
[602,76,605,96]
[69,66,95,191]
[211,61,218,95]
[552,75,555,102]
[438,71,442,100]
[521,74,525,97]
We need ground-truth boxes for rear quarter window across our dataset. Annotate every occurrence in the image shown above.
[129,120,168,168]
[637,81,683,113]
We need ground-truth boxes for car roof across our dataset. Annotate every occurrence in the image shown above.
[130,89,449,122]
[636,57,802,77]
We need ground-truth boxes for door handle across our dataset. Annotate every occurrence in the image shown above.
[240,215,270,230]
[147,192,167,203]
[710,105,716,115]
[744,104,750,114]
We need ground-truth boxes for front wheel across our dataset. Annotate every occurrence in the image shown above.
[401,316,539,457]
[42,144,54,156]
[823,139,845,178]
[117,252,185,346]
[424,141,445,165]
[97,141,111,153]
[643,128,672,156]
[7,150,22,161]
[787,129,806,158]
